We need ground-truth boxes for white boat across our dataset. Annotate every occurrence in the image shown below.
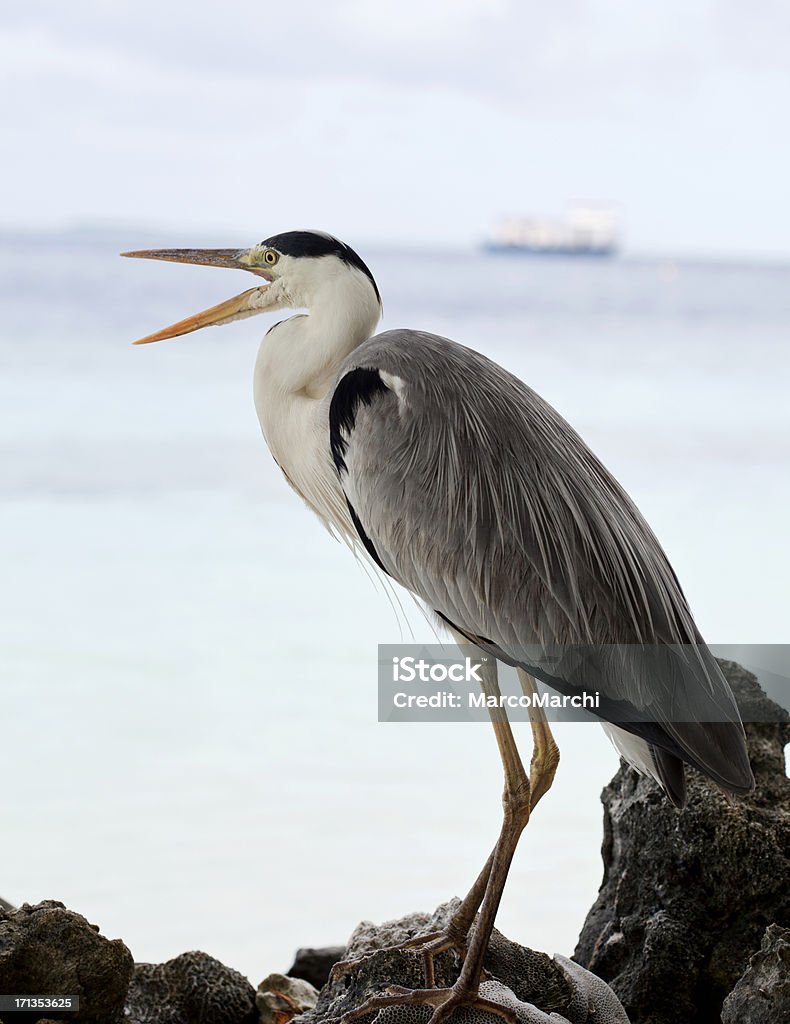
[484,205,620,257]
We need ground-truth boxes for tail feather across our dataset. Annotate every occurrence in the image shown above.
[665,719,754,796]
[652,746,687,808]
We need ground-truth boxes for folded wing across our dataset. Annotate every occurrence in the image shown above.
[329,330,754,804]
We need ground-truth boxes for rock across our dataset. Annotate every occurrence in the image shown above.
[721,923,790,1024]
[0,897,15,912]
[574,660,790,1024]
[345,912,434,957]
[125,951,257,1024]
[287,948,345,990]
[297,901,630,1024]
[0,900,133,1024]
[257,972,319,1024]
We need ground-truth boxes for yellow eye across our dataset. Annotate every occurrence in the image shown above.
[263,249,278,265]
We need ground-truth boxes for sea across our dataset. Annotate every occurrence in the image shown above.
[1,228,788,982]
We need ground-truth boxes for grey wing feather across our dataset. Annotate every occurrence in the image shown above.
[330,330,754,798]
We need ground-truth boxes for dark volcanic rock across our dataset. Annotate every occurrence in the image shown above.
[721,923,790,1024]
[299,901,630,1024]
[574,660,790,1024]
[0,897,15,912]
[125,950,257,1024]
[287,947,345,990]
[0,899,133,1023]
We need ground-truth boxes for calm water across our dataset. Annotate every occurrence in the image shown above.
[1,229,788,981]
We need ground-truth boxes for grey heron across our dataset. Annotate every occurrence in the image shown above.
[122,231,754,1024]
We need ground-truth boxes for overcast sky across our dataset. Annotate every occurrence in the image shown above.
[2,1,789,256]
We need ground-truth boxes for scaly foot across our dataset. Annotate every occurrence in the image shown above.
[339,981,518,1024]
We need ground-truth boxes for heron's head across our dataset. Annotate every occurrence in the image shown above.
[122,230,381,345]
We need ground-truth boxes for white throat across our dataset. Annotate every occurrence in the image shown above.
[252,262,381,531]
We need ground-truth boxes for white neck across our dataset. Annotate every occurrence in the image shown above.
[256,266,381,398]
[252,264,381,532]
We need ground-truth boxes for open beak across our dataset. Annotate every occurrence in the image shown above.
[121,247,275,345]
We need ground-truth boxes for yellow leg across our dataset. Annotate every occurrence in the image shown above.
[517,669,560,811]
[341,646,536,1024]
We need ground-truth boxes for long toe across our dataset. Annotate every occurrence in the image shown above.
[339,984,520,1024]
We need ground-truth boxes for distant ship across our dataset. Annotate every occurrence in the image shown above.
[484,205,620,257]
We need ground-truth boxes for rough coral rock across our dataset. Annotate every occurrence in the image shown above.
[125,950,257,1024]
[720,923,790,1024]
[574,660,790,1024]
[296,901,629,1024]
[0,899,133,1024]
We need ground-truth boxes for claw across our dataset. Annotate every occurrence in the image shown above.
[330,930,467,991]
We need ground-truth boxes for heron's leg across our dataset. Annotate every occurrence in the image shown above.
[340,654,532,1024]
[333,657,498,988]
[445,665,533,999]
[517,669,560,811]
[450,674,560,921]
[404,659,534,987]
[375,676,558,979]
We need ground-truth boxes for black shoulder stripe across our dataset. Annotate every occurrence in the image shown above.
[346,498,389,575]
[329,367,389,472]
